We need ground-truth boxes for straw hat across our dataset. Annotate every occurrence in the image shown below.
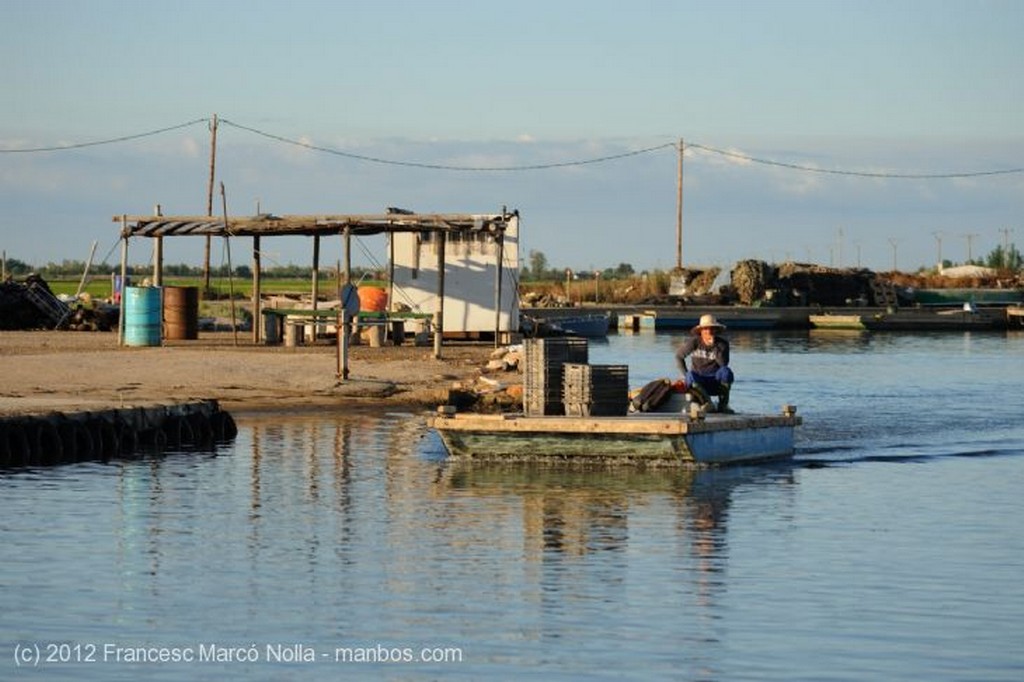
[691,313,726,334]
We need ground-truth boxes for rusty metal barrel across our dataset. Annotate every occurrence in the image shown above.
[162,286,199,340]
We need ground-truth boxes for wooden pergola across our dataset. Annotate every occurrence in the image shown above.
[114,209,518,378]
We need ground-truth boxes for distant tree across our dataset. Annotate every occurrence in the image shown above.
[528,250,549,281]
[2,256,32,277]
[610,262,634,278]
[984,244,1022,271]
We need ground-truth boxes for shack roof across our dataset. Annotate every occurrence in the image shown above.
[114,210,518,239]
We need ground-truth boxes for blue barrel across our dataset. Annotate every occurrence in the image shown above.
[123,286,162,346]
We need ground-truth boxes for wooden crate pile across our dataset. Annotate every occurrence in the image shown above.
[523,337,588,416]
[562,362,630,417]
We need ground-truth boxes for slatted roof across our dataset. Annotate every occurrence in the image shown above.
[114,210,518,239]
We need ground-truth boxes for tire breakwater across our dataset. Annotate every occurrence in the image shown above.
[0,399,237,468]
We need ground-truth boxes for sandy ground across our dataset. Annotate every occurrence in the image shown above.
[0,330,507,418]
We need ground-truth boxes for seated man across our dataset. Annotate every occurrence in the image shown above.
[674,313,735,413]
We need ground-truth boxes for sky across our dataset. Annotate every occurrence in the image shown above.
[1,0,1022,275]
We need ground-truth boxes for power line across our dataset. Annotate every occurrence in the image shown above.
[219,119,676,170]
[2,115,1021,179]
[685,142,1024,179]
[0,118,209,153]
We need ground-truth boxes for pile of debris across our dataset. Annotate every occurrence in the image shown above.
[0,275,116,331]
[730,260,896,307]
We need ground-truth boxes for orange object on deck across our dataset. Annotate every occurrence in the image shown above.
[357,286,388,312]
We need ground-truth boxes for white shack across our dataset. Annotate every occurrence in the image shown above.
[391,211,520,339]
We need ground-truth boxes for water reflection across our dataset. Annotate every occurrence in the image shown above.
[438,462,795,608]
[211,411,801,634]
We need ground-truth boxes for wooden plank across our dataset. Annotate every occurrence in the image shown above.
[114,213,516,239]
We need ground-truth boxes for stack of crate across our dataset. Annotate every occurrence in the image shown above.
[523,337,588,416]
[562,362,630,417]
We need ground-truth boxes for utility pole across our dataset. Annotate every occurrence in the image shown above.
[998,227,1012,268]
[204,114,218,297]
[932,231,943,269]
[964,233,978,263]
[888,238,899,272]
[675,138,684,271]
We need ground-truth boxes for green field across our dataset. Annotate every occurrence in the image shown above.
[45,276,386,300]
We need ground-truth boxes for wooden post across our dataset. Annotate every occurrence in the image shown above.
[388,232,395,314]
[219,183,238,346]
[311,232,319,317]
[152,204,163,286]
[433,230,445,359]
[340,227,353,380]
[493,230,504,348]
[252,235,261,344]
[118,215,128,347]
[75,241,98,299]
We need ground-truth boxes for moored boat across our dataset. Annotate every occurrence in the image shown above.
[1008,305,1024,328]
[521,312,611,338]
[809,313,867,330]
[811,306,1006,331]
[863,306,1003,331]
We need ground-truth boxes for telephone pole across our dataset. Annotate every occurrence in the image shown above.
[998,227,1013,268]
[204,114,218,296]
[964,233,979,263]
[675,138,684,271]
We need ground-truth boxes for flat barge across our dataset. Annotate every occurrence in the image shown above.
[430,409,801,467]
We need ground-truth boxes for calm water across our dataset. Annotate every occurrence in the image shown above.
[3,330,1023,681]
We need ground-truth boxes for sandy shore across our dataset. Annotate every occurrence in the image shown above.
[0,330,510,418]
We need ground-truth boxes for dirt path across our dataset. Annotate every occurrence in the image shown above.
[0,331,504,417]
